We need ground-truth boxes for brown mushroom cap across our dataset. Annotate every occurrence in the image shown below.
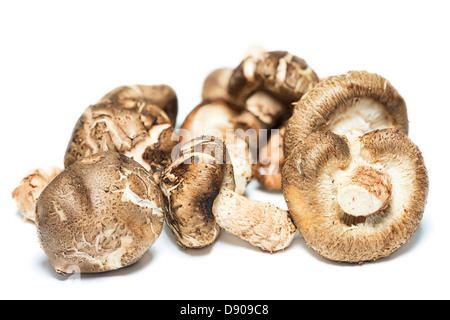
[64,100,176,183]
[282,129,428,263]
[36,151,166,274]
[160,136,234,248]
[100,84,178,126]
[12,166,62,222]
[284,71,409,158]
[228,50,319,108]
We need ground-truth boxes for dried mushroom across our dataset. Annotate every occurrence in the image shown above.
[36,151,166,274]
[64,99,176,183]
[160,136,296,252]
[282,129,428,262]
[100,84,178,126]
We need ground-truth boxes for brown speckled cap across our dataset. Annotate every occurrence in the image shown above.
[36,151,166,274]
[160,136,234,248]
[100,84,178,126]
[228,50,319,108]
[64,100,176,183]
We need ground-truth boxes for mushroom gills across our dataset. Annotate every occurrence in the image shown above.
[321,97,396,141]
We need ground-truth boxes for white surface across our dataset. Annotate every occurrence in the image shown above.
[1,0,449,300]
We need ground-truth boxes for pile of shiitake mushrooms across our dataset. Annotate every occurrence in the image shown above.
[12,48,429,274]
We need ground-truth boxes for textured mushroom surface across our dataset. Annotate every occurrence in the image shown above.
[100,84,178,126]
[228,50,319,107]
[282,129,428,263]
[284,71,409,158]
[12,166,62,222]
[160,136,233,248]
[36,152,166,274]
[64,100,176,183]
[161,136,296,252]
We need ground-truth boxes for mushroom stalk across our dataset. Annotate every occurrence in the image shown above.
[337,166,392,218]
[213,188,296,253]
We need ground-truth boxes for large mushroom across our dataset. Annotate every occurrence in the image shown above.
[36,151,166,274]
[282,129,428,262]
[13,84,177,222]
[160,136,296,252]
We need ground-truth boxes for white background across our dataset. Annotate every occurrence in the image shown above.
[1,0,449,300]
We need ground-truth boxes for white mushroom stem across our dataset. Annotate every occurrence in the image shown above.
[213,188,296,252]
[337,166,392,217]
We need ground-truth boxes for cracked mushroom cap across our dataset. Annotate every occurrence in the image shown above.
[160,136,235,248]
[64,100,176,183]
[100,84,178,126]
[228,50,319,108]
[35,151,166,274]
[284,70,409,158]
[282,129,428,263]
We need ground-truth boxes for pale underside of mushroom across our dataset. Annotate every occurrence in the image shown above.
[284,71,409,159]
[12,166,62,222]
[282,130,428,263]
[320,97,396,141]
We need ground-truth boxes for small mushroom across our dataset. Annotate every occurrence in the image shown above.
[36,151,166,274]
[228,50,319,108]
[201,68,234,102]
[253,124,285,190]
[12,166,62,222]
[160,136,296,252]
[64,99,176,183]
[284,70,409,158]
[100,84,178,126]
[226,50,319,190]
[282,129,428,263]
[180,99,254,195]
